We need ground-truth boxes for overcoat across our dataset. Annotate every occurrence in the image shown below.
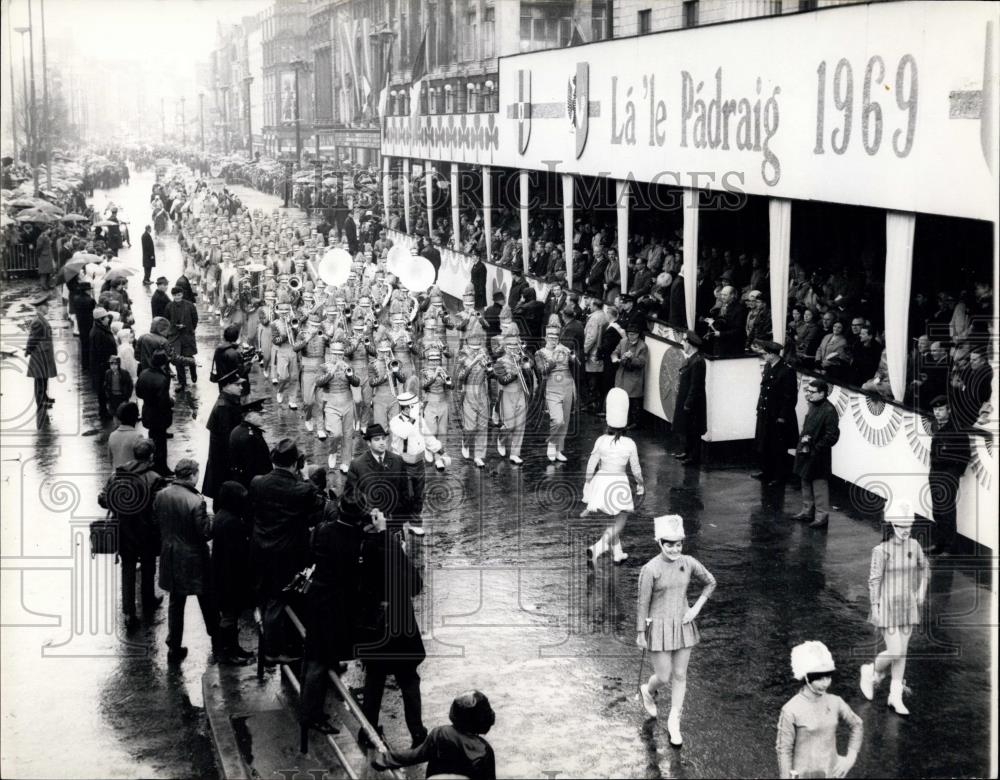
[793,399,841,481]
[755,359,800,453]
[165,298,199,356]
[154,480,212,595]
[612,338,648,398]
[673,351,707,436]
[202,393,244,499]
[26,314,57,379]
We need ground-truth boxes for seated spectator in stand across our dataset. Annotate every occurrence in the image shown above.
[815,319,851,383]
[850,325,883,387]
[911,339,951,412]
[950,345,992,429]
[744,290,772,350]
[628,257,654,298]
[926,292,955,339]
[507,269,530,310]
[793,307,823,366]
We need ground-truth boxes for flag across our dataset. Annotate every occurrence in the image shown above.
[341,19,360,114]
[409,27,428,133]
[567,23,585,47]
[377,41,393,125]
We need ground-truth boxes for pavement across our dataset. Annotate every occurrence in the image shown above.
[0,168,995,779]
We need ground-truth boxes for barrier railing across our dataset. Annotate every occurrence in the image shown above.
[2,244,36,275]
[253,605,405,778]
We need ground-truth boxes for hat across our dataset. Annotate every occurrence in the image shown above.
[884,499,916,528]
[684,330,703,348]
[307,312,322,323]
[501,323,520,339]
[240,396,268,414]
[790,641,836,680]
[545,324,561,338]
[270,437,301,467]
[605,387,629,428]
[929,395,949,409]
[620,293,635,304]
[173,458,199,479]
[653,514,685,542]
[92,306,110,320]
[754,339,782,355]
[625,321,643,334]
[396,391,419,406]
[449,690,496,735]
[30,294,52,307]
[363,423,388,440]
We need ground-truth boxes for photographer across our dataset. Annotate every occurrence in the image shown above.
[210,324,249,395]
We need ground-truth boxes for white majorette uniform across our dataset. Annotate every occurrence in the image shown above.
[390,391,447,535]
[584,387,644,564]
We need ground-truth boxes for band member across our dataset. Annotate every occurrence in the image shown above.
[293,311,329,435]
[536,323,576,462]
[271,302,300,409]
[421,288,453,333]
[419,315,452,362]
[390,392,447,536]
[456,320,491,467]
[454,285,479,349]
[370,336,403,429]
[388,309,418,377]
[347,319,374,431]
[420,348,452,470]
[315,341,361,472]
[258,294,275,380]
[492,325,534,465]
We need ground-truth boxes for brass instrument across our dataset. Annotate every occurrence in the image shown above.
[288,275,302,291]
[388,358,401,372]
[345,366,354,378]
[387,359,401,397]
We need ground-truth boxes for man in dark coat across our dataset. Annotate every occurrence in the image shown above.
[705,285,747,357]
[752,340,799,485]
[102,438,164,629]
[153,458,219,663]
[136,351,174,475]
[229,411,272,488]
[483,291,505,349]
[791,378,841,529]
[141,225,156,284]
[106,208,123,256]
[72,282,96,372]
[165,286,199,387]
[513,287,545,343]
[345,210,359,255]
[927,395,972,555]
[150,278,171,321]
[598,306,625,412]
[249,438,325,662]
[507,270,530,311]
[202,372,246,499]
[668,271,687,330]
[210,324,247,393]
[356,514,428,749]
[672,331,707,465]
[470,255,487,310]
[89,307,119,419]
[210,480,255,664]
[25,295,56,428]
[341,424,409,527]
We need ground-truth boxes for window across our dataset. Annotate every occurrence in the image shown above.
[466,83,477,112]
[483,6,495,58]
[637,9,651,35]
[683,0,699,28]
[520,1,573,53]
[592,0,611,41]
[444,84,454,114]
[799,0,817,9]
[462,6,477,61]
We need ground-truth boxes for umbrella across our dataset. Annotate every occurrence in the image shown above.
[95,220,118,227]
[15,208,60,223]
[62,258,90,280]
[31,201,64,215]
[7,197,37,208]
[104,267,137,281]
[61,213,90,222]
[72,252,104,265]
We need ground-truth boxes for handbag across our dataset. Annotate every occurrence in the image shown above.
[89,513,119,558]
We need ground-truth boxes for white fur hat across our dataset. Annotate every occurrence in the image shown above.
[790,641,836,680]
[606,387,629,429]
[653,514,685,542]
[884,499,916,527]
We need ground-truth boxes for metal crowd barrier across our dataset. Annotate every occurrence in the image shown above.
[2,244,36,276]
[253,605,405,779]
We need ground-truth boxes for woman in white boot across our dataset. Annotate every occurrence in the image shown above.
[636,514,716,748]
[776,641,863,779]
[583,388,644,565]
[860,501,928,715]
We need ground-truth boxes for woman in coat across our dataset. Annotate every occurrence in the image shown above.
[152,459,219,663]
[612,322,648,428]
[815,319,851,383]
[89,307,119,419]
[26,295,57,428]
[792,379,841,529]
[636,514,716,748]
[860,502,929,716]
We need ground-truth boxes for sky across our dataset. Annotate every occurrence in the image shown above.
[4,0,269,64]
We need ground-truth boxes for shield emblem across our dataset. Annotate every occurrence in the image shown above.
[574,62,590,159]
[517,69,532,155]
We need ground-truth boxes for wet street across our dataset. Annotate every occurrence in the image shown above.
[1,170,994,779]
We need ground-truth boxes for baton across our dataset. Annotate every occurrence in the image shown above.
[636,618,653,692]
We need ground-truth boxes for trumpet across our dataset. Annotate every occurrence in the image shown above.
[388,359,401,372]
[288,275,302,290]
[345,366,354,378]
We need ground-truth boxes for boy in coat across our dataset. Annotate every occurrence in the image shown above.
[25,295,56,428]
[792,379,841,529]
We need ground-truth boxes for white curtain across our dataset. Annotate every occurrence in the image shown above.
[683,188,699,329]
[616,180,630,292]
[482,166,492,262]
[768,198,792,343]
[562,174,574,289]
[519,170,530,273]
[884,211,916,402]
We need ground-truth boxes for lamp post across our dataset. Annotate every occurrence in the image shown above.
[289,59,307,165]
[14,27,30,165]
[243,76,253,157]
[220,85,230,154]
[40,0,50,186]
[180,96,186,146]
[7,5,16,162]
[199,92,205,151]
[26,0,39,191]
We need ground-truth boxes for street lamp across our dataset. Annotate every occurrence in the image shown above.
[243,76,253,157]
[220,85,230,154]
[288,58,310,165]
[199,92,205,151]
[14,28,30,165]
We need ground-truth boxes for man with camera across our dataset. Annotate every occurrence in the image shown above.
[210,324,250,395]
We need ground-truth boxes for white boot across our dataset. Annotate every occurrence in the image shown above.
[461,443,470,460]
[666,709,683,747]
[587,533,610,565]
[305,420,314,432]
[546,443,556,462]
[328,453,337,469]
[887,680,910,716]
[496,438,507,457]
[859,663,884,701]
[639,683,657,718]
[434,455,445,471]
[612,541,629,564]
